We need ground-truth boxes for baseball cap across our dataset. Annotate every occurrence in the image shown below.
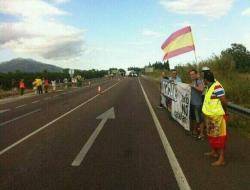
[202,66,210,71]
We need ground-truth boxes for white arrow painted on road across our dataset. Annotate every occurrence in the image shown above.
[71,107,115,166]
[0,109,10,114]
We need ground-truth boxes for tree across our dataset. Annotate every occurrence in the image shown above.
[149,61,169,70]
[118,69,126,76]
[163,60,170,70]
[221,43,250,72]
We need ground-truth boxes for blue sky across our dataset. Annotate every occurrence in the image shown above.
[0,0,250,70]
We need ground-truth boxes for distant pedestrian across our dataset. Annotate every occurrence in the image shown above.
[189,69,205,139]
[44,78,49,93]
[32,79,38,94]
[19,79,26,95]
[202,71,228,166]
[34,78,43,94]
[63,78,68,89]
[51,80,56,91]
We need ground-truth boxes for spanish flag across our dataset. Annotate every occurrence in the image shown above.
[161,26,195,60]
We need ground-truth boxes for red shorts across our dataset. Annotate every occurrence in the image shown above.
[208,135,227,149]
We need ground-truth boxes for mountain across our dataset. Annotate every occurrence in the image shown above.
[0,58,63,73]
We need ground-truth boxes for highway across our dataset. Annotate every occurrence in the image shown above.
[0,77,249,190]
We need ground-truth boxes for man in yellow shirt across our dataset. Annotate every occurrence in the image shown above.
[202,71,228,166]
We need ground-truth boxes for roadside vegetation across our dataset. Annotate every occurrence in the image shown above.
[0,69,110,91]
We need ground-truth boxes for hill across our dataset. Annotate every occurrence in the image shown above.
[0,58,63,73]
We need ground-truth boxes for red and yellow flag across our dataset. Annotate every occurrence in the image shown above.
[161,26,195,60]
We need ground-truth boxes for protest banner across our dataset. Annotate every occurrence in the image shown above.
[161,79,191,131]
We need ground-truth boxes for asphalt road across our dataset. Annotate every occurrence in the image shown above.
[0,77,249,190]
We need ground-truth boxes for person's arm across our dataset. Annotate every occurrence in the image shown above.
[215,85,228,114]
[219,95,228,113]
[190,80,204,92]
[192,83,204,92]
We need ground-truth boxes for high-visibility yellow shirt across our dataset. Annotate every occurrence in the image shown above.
[202,81,225,116]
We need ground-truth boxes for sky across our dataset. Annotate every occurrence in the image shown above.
[0,0,250,70]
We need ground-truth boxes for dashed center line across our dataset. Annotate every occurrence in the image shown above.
[15,104,27,109]
[0,81,121,156]
[0,109,41,127]
[31,100,40,104]
[0,109,11,114]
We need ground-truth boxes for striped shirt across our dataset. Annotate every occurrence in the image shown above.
[211,84,225,99]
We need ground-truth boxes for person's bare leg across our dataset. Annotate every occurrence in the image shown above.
[190,120,197,136]
[211,149,225,166]
[198,122,205,138]
[204,148,218,158]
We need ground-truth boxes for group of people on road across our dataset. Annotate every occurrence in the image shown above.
[159,67,228,166]
[18,78,57,96]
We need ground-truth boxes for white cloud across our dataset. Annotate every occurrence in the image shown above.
[0,0,85,60]
[159,0,234,18]
[50,0,70,4]
[0,0,67,19]
[242,8,250,16]
[142,29,164,38]
[175,21,193,28]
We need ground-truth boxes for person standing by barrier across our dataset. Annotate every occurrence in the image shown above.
[169,69,182,83]
[158,72,168,109]
[165,69,182,112]
[19,79,26,95]
[202,71,228,166]
[189,69,205,139]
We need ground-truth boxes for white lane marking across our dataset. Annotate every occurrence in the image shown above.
[31,100,40,104]
[15,104,27,109]
[0,81,120,156]
[0,109,41,127]
[138,78,191,190]
[72,107,115,166]
[0,109,11,114]
[44,97,51,101]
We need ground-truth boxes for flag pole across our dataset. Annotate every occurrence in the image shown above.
[190,26,199,68]
[193,49,198,64]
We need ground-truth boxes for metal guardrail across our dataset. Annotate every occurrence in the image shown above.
[142,75,250,118]
[227,102,250,118]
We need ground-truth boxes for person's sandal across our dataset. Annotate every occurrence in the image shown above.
[197,135,205,140]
